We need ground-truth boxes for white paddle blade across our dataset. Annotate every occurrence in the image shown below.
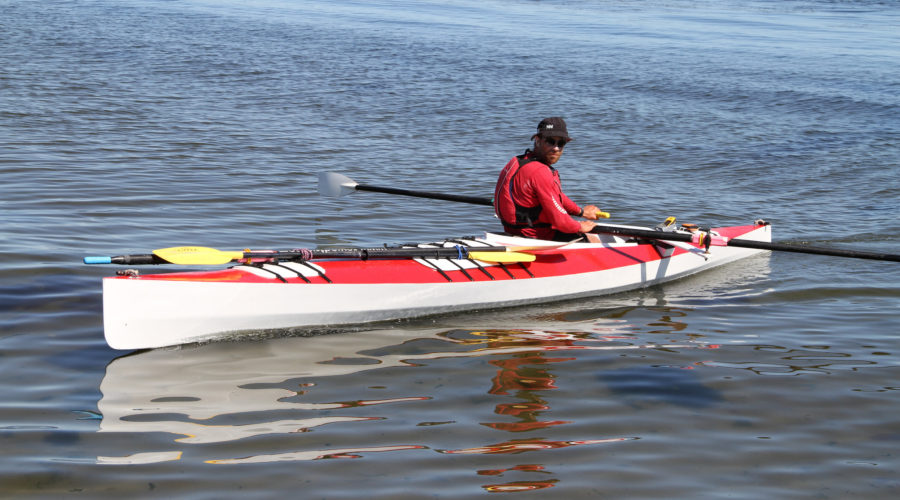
[318,172,358,197]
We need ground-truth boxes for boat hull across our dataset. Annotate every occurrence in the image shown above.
[101,223,771,349]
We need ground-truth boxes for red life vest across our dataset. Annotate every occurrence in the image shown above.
[494,151,581,239]
[494,152,550,232]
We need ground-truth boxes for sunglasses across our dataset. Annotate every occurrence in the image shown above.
[542,137,568,148]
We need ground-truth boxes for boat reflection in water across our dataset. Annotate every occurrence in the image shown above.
[95,317,714,475]
[97,328,448,464]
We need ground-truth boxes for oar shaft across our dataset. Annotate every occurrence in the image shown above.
[355,183,493,206]
[590,225,900,262]
[726,238,900,262]
[84,254,164,265]
[243,246,505,260]
[590,225,693,243]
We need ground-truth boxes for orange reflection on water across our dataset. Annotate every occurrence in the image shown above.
[483,352,573,432]
[488,354,574,394]
[478,464,547,475]
[470,330,592,433]
[459,329,636,492]
[439,437,629,455]
[478,463,558,491]
[483,480,559,493]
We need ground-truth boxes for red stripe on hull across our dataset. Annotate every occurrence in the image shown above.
[111,225,762,286]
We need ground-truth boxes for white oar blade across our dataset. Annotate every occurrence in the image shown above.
[318,172,358,197]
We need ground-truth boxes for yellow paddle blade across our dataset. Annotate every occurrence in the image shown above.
[469,251,536,263]
[153,246,244,265]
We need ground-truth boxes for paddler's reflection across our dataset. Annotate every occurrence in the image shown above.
[484,352,572,432]
[435,330,636,492]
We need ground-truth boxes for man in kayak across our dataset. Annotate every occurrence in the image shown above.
[494,117,604,241]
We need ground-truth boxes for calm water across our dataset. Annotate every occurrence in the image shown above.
[1,0,899,497]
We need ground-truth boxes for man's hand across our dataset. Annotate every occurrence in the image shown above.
[581,205,610,220]
[579,220,597,233]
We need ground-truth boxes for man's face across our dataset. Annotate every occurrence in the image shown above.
[534,135,567,165]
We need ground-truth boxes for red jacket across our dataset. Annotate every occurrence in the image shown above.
[494,151,582,240]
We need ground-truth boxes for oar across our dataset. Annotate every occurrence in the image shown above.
[319,172,493,206]
[589,224,900,263]
[320,173,897,262]
[318,172,611,218]
[85,245,536,266]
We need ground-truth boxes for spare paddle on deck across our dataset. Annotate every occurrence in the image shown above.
[85,244,537,266]
[319,172,611,218]
[590,224,900,263]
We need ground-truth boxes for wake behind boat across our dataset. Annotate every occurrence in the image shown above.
[95,221,772,350]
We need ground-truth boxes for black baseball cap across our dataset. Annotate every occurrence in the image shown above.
[533,117,572,141]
